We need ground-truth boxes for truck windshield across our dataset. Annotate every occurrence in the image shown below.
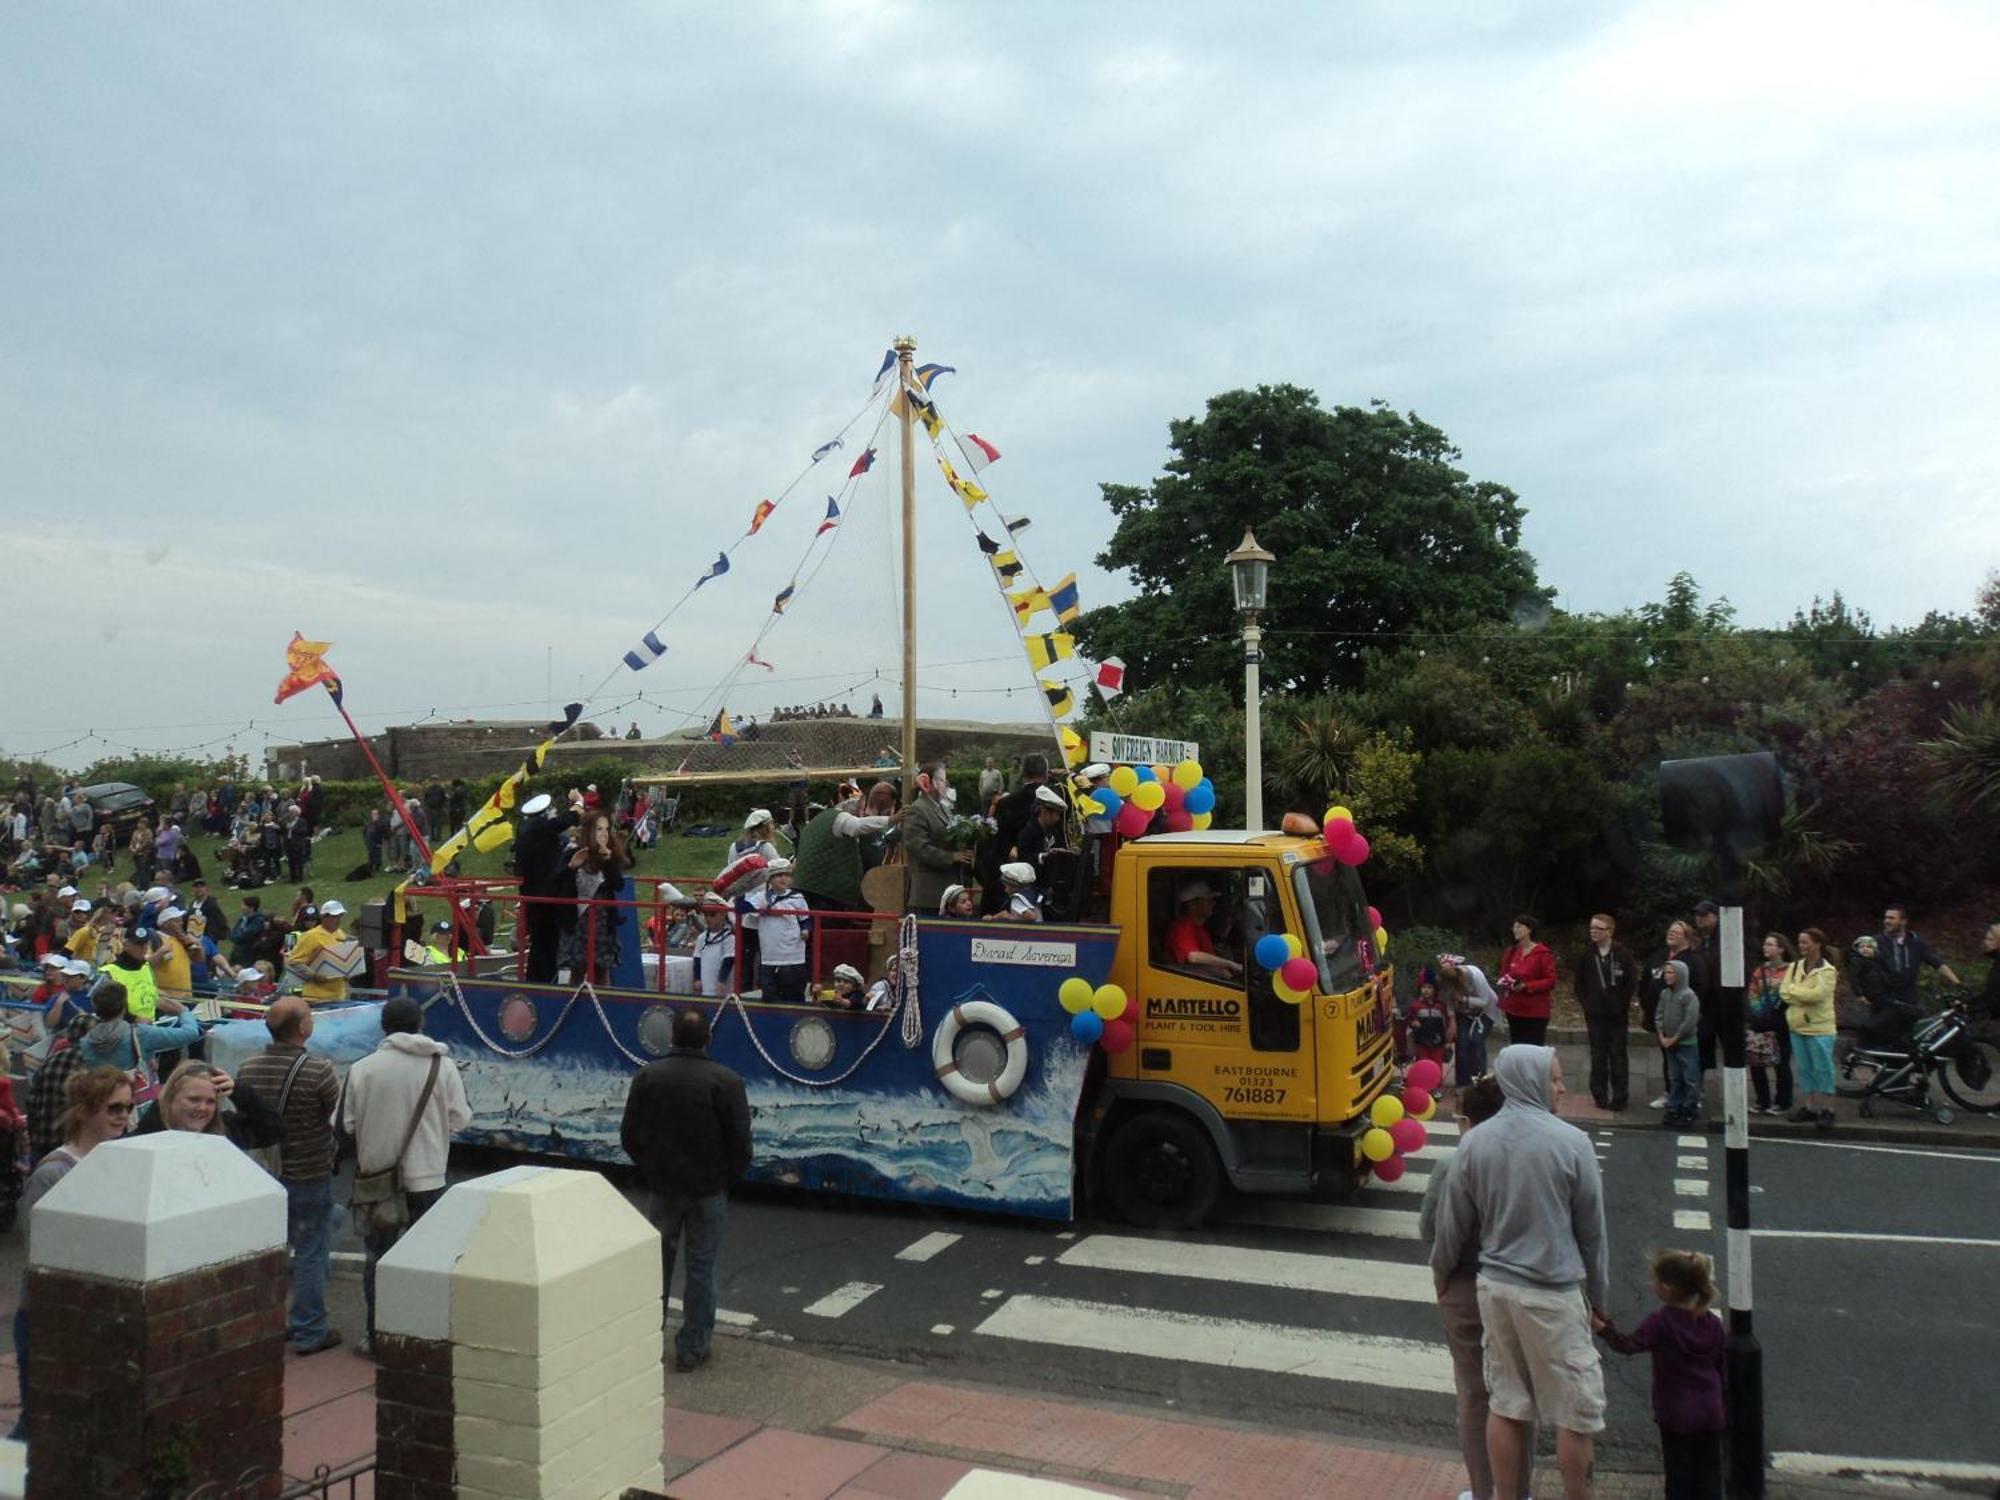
[1293,858,1375,992]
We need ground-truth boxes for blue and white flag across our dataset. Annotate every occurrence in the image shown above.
[811,437,843,463]
[623,630,668,672]
[869,348,896,395]
[694,552,730,590]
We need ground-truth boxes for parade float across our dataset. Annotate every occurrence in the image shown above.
[205,342,1404,1226]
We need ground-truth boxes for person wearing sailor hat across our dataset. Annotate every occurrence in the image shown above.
[824,963,868,1011]
[1015,784,1071,873]
[1077,764,1114,834]
[743,856,812,1002]
[515,792,580,983]
[938,883,978,918]
[988,861,1044,923]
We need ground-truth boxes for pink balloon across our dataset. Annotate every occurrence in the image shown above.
[1403,1086,1432,1118]
[1372,1153,1407,1182]
[1280,956,1318,993]
[1336,833,1370,867]
[1116,803,1151,838]
[1389,1118,1428,1155]
[1367,906,1382,931]
[1162,781,1187,812]
[1099,1018,1135,1054]
[1406,1059,1443,1093]
[1323,815,1355,844]
[1164,809,1195,832]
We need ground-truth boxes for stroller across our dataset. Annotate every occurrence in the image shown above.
[1838,994,2000,1124]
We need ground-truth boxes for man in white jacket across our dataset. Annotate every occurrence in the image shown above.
[342,995,472,1354]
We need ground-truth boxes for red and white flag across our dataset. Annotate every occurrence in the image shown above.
[961,432,1001,473]
[1094,657,1127,698]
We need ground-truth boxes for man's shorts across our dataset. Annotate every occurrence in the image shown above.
[1475,1276,1606,1434]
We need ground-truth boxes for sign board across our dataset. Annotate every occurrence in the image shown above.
[969,937,1079,969]
[1088,733,1200,767]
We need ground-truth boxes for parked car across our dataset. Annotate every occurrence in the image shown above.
[78,782,156,839]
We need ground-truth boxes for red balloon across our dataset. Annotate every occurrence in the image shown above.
[1099,1018,1135,1054]
[1403,1086,1432,1118]
[1336,833,1371,867]
[1323,815,1355,844]
[1280,956,1318,992]
[1372,1153,1407,1182]
[1389,1118,1428,1155]
[1164,809,1195,832]
[1406,1059,1443,1093]
[1367,905,1382,931]
[1162,781,1187,812]
[1115,803,1151,838]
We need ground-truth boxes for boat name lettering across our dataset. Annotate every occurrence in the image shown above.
[1145,997,1242,1019]
[969,937,1079,968]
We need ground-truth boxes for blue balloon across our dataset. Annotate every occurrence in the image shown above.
[1253,933,1292,971]
[1071,1010,1105,1044]
[1185,782,1216,816]
[1133,765,1157,782]
[1093,787,1123,820]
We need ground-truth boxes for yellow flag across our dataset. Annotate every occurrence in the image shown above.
[1025,632,1075,671]
[1042,679,1076,719]
[1009,585,1051,624]
[1059,725,1085,766]
[957,476,987,503]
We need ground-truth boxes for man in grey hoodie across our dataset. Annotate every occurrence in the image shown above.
[1432,1045,1609,1500]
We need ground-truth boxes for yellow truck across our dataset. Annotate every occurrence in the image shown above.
[1081,829,1398,1227]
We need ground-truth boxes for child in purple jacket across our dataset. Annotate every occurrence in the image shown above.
[1594,1249,1726,1500]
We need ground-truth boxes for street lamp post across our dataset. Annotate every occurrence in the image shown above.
[1225,527,1276,833]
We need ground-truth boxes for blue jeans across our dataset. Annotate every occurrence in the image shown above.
[1454,1015,1488,1086]
[1665,1041,1702,1118]
[652,1190,727,1363]
[285,1175,334,1347]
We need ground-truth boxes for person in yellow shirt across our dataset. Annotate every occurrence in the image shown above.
[286,900,358,1003]
[63,900,99,965]
[151,908,196,1004]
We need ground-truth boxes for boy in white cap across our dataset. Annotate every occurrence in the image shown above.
[988,862,1043,923]
[692,892,738,997]
[825,963,867,1010]
[743,857,811,1001]
[1016,784,1070,871]
[1077,764,1114,834]
[938,884,978,918]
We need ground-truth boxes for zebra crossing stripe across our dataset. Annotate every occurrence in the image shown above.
[975,1293,1456,1394]
[896,1231,962,1262]
[1221,1201,1424,1240]
[803,1281,883,1318]
[1059,1234,1435,1303]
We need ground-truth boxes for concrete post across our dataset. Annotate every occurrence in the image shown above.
[23,1133,289,1499]
[374,1165,664,1500]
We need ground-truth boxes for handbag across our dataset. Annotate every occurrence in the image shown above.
[245,1050,311,1177]
[349,1056,440,1237]
[124,1024,161,1107]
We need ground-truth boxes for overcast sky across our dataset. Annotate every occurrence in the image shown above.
[5,0,1997,772]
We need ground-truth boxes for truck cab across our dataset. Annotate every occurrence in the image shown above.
[1087,831,1396,1227]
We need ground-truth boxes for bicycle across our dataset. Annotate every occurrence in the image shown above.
[1836,993,2000,1124]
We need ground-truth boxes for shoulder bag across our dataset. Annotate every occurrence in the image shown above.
[349,1056,440,1236]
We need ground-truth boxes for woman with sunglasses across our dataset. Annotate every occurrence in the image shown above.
[11,1067,134,1439]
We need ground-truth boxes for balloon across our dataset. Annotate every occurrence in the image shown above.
[1093,787,1123,820]
[1058,977,1094,1013]
[1099,1018,1135,1054]
[1402,1087,1432,1121]
[1184,781,1216,816]
[1415,1094,1437,1121]
[1152,765,1172,785]
[1172,759,1203,790]
[1191,811,1213,830]
[1360,1127,1395,1163]
[1367,906,1382,931]
[1369,1094,1405,1129]
[1070,1011,1104,1044]
[1283,933,1304,959]
[1372,1153,1407,1183]
[1325,804,1354,824]
[1131,780,1165,812]
[1374,928,1390,956]
[1406,1058,1443,1092]
[1389,1118,1427,1155]
[1164,809,1194,833]
[1161,781,1187,812]
[1280,956,1318,993]
[1323,815,1355,845]
[1337,833,1371,867]
[1133,764,1157,783]
[1116,803,1152,838]
[1109,766,1139,797]
[1272,977,1305,1005]
[1254,934,1291,971]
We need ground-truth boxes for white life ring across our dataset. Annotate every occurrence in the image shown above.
[932,999,1029,1106]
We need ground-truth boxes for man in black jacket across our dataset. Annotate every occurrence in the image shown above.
[514,794,578,982]
[978,753,1048,915]
[620,1009,752,1372]
[1574,914,1639,1110]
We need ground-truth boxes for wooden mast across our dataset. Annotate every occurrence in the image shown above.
[895,335,919,806]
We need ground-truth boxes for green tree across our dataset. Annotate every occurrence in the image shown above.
[1071,387,1547,698]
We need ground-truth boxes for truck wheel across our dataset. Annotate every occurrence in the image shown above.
[1102,1111,1221,1230]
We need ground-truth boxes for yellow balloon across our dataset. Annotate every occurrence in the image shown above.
[1091,983,1129,1021]
[1172,759,1203,790]
[1108,765,1139,798]
[1190,811,1213,830]
[1271,976,1305,1005]
[1370,1094,1406,1129]
[1361,1127,1396,1163]
[1282,933,1304,960]
[1325,804,1354,824]
[1416,1095,1437,1121]
[1058,977,1095,1014]
[1131,780,1165,812]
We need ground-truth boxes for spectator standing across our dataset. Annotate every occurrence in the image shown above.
[422,782,448,845]
[1418,1076,1530,1500]
[1431,1045,1609,1500]
[1594,1251,1725,1500]
[236,998,343,1354]
[1495,915,1557,1048]
[1574,914,1639,1111]
[282,806,312,883]
[977,756,1005,809]
[792,789,898,916]
[1438,954,1499,1087]
[285,900,355,1003]
[1642,922,1707,1109]
[619,1009,751,1373]
[1875,904,1960,1007]
[1654,960,1702,1128]
[342,997,472,1353]
[1747,933,1795,1115]
[67,793,93,849]
[1780,928,1839,1132]
[447,778,469,832]
[1690,900,1725,1072]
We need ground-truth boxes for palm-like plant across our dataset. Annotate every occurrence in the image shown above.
[1271,705,1362,812]
[1923,701,2000,816]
